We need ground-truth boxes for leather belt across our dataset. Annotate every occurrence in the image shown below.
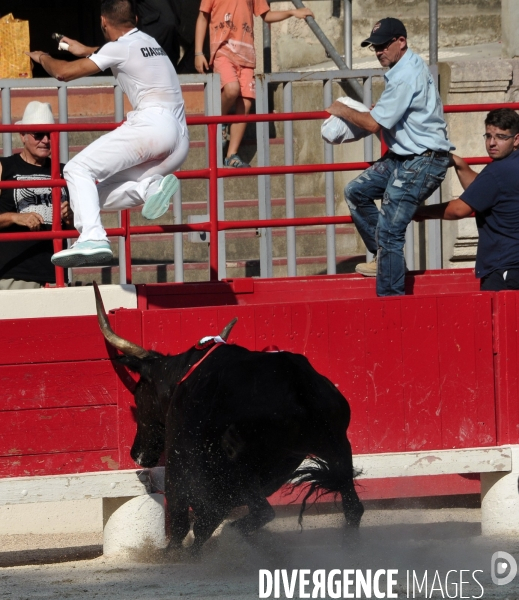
[388,150,450,159]
[420,149,451,158]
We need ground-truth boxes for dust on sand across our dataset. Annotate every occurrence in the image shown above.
[1,506,519,599]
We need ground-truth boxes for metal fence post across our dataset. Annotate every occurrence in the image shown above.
[343,0,352,68]
[112,83,127,283]
[284,81,297,276]
[323,79,336,274]
[255,75,273,278]
[58,85,69,163]
[426,64,442,270]
[1,87,12,157]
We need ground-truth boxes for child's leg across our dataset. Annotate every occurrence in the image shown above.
[221,80,241,115]
[227,96,253,158]
[214,53,255,165]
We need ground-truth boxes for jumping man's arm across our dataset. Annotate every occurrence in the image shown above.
[27,51,100,82]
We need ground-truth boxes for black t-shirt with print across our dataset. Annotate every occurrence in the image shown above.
[0,153,69,284]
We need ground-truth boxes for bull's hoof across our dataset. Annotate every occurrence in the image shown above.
[229,515,272,537]
[230,517,255,536]
[164,541,194,562]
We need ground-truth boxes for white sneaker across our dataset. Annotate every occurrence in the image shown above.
[51,241,113,268]
[141,174,179,220]
[355,256,377,277]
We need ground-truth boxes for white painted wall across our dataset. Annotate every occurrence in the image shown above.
[0,284,137,319]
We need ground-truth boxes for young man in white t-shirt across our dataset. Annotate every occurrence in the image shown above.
[27,0,189,268]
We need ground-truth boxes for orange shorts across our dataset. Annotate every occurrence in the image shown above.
[213,52,256,100]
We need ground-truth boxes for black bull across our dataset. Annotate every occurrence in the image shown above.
[94,283,364,554]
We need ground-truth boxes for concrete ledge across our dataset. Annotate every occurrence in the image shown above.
[355,446,512,479]
[0,284,137,319]
[0,448,514,542]
[0,469,150,505]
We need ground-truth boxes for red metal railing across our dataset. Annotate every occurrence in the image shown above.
[2,101,519,285]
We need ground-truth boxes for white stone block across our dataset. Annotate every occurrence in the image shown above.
[103,494,166,557]
[481,446,519,536]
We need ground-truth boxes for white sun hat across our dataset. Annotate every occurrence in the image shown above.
[16,101,55,125]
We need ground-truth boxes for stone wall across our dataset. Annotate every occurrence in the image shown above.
[259,0,501,72]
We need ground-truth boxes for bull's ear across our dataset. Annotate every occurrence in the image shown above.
[117,355,155,380]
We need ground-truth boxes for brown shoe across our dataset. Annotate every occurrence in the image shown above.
[355,256,377,277]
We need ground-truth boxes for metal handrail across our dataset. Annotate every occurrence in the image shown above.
[1,101,518,287]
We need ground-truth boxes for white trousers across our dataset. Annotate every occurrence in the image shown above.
[64,107,189,243]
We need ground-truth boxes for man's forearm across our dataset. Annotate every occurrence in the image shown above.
[326,102,381,133]
[0,213,17,230]
[453,159,478,191]
[414,203,449,221]
[29,51,100,81]
[415,198,474,221]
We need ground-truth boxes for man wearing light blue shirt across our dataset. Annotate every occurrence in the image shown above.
[326,17,454,296]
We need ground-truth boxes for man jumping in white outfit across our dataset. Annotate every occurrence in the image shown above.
[27,0,189,268]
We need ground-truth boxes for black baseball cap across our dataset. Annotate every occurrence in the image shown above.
[361,18,407,47]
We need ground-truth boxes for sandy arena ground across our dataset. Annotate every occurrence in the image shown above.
[2,504,519,599]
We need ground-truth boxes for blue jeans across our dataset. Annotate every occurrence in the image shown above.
[345,153,450,296]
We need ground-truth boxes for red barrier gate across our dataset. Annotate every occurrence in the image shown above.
[2,271,518,500]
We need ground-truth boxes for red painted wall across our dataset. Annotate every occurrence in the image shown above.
[0,271,516,501]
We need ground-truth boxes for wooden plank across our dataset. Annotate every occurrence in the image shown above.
[290,303,329,377]
[0,449,123,478]
[0,469,150,505]
[0,315,109,365]
[438,295,495,449]
[494,293,519,445]
[473,294,497,445]
[328,299,370,454]
[353,446,511,478]
[113,309,142,470]
[0,406,117,457]
[138,271,480,311]
[364,298,406,453]
[224,306,255,350]
[142,309,182,355]
[131,466,481,506]
[253,304,294,352]
[401,297,442,451]
[0,361,117,411]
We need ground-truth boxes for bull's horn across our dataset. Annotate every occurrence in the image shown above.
[219,317,238,341]
[93,281,151,359]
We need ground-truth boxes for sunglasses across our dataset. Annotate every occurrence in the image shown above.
[26,132,51,141]
[482,133,515,142]
[369,38,397,53]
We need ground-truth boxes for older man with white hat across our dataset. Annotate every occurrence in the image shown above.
[0,101,73,289]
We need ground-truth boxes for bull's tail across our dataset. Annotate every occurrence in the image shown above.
[288,457,363,528]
